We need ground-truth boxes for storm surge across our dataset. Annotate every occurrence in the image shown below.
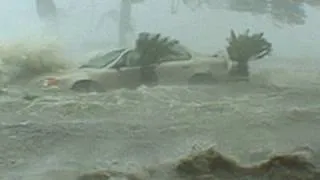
[0,37,74,86]
[1,80,320,180]
[0,35,319,180]
[77,146,319,180]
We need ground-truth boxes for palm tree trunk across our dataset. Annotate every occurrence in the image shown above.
[35,0,59,36]
[35,0,57,20]
[119,0,132,47]
[139,66,158,86]
[229,61,249,78]
[238,61,249,77]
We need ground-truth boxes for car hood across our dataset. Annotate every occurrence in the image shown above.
[42,68,88,78]
[39,68,93,87]
[187,48,234,72]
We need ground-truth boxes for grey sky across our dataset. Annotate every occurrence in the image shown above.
[0,0,319,58]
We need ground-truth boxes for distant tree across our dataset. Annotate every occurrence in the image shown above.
[228,0,269,15]
[304,0,320,7]
[128,30,272,84]
[118,0,144,47]
[269,0,306,26]
[115,0,318,47]
[35,0,59,34]
[35,0,57,21]
[181,0,312,26]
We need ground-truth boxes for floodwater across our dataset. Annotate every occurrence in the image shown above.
[0,48,320,179]
[0,1,320,179]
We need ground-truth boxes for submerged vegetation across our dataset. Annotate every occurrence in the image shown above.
[226,29,272,78]
[0,29,272,87]
[130,29,272,82]
[135,32,180,67]
[132,32,180,86]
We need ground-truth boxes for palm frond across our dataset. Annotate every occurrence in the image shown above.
[134,32,180,66]
[226,29,272,63]
[226,29,272,77]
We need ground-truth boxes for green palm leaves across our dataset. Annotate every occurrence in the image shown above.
[135,32,180,66]
[226,29,272,77]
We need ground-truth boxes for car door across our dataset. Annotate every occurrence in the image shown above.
[156,60,194,85]
[112,50,142,89]
[155,45,194,85]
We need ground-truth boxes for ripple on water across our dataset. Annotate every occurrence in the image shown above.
[0,67,320,179]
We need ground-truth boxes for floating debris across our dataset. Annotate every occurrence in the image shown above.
[22,93,40,101]
[76,147,319,180]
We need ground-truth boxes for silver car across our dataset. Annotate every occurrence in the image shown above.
[42,44,236,92]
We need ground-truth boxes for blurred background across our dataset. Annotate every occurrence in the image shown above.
[0,0,320,59]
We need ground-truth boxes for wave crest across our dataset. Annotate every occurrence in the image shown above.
[76,147,319,180]
[0,38,74,85]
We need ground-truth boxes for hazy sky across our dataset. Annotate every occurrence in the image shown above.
[0,0,319,58]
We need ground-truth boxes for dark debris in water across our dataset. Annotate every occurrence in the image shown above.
[75,147,319,180]
[22,93,40,101]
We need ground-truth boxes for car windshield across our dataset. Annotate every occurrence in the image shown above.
[80,49,126,69]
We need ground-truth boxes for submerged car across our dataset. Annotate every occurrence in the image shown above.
[41,43,237,92]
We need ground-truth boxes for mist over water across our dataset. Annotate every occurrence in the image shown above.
[1,0,320,57]
[1,1,320,180]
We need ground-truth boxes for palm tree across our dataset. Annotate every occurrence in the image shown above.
[117,0,319,47]
[226,29,272,78]
[269,0,306,26]
[180,0,316,26]
[228,0,269,15]
[35,0,58,34]
[225,0,308,26]
[35,0,57,21]
[306,0,320,7]
[131,29,272,84]
[118,0,132,47]
[102,0,320,48]
[133,32,180,85]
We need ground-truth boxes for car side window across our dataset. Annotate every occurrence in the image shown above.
[161,44,192,62]
[115,50,141,68]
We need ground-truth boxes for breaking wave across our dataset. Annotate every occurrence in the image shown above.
[0,37,75,86]
[75,146,320,180]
